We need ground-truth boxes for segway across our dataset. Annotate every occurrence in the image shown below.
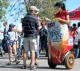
[47,22,74,69]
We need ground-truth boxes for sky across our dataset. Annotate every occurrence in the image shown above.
[65,0,80,25]
[66,0,80,12]
[0,0,80,39]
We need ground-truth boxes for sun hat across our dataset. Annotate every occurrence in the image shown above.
[30,6,39,12]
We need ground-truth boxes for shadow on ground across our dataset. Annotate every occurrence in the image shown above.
[38,66,68,70]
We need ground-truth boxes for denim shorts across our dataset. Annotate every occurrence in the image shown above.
[7,40,16,46]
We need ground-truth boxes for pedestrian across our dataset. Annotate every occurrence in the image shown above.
[76,22,80,58]
[72,23,78,48]
[72,23,78,58]
[0,21,8,53]
[53,1,70,43]
[48,2,70,53]
[33,15,41,66]
[16,18,23,60]
[28,15,41,66]
[22,6,39,70]
[7,23,20,65]
[0,40,3,57]
[39,22,48,57]
[54,2,70,25]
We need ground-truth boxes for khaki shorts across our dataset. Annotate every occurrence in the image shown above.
[23,38,37,52]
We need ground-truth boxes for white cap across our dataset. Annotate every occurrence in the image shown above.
[30,6,39,12]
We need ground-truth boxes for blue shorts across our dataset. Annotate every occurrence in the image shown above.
[7,40,16,46]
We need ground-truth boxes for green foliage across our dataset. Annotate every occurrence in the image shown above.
[0,0,9,19]
[25,0,66,21]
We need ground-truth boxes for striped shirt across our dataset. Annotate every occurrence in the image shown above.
[22,13,38,38]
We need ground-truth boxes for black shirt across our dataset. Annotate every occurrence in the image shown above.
[22,13,38,38]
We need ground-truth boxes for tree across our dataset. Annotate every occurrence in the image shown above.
[6,0,66,22]
[24,0,66,20]
[0,0,9,19]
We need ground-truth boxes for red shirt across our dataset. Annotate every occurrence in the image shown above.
[72,28,77,38]
[54,10,69,24]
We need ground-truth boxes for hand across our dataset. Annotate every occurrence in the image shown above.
[14,29,18,32]
[44,17,51,21]
[41,17,51,21]
[0,30,2,33]
[56,18,62,21]
[14,38,18,41]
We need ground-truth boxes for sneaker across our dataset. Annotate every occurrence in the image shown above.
[21,65,26,69]
[30,66,36,70]
[16,61,20,64]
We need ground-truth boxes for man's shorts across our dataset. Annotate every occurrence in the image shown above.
[23,38,38,52]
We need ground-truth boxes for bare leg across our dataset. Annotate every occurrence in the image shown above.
[8,45,12,62]
[12,44,19,64]
[21,49,24,57]
[30,51,35,66]
[23,50,27,66]
[35,58,37,63]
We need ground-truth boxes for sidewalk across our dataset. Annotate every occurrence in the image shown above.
[0,53,80,71]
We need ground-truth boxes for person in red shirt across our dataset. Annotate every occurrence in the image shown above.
[54,2,70,25]
[72,23,77,39]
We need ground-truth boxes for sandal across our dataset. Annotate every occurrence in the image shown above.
[30,66,36,70]
[21,65,26,69]
[12,60,16,63]
[7,62,11,65]
[35,62,39,66]
[16,61,20,64]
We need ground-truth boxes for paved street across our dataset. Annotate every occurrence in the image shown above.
[0,53,80,71]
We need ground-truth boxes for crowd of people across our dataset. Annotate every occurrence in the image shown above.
[0,1,80,70]
[0,6,48,70]
[72,22,80,59]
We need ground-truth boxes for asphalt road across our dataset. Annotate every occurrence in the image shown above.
[0,52,80,71]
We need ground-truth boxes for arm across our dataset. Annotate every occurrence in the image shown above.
[35,19,40,33]
[14,32,18,41]
[15,23,23,33]
[0,30,5,33]
[0,27,9,34]
[37,22,40,33]
[15,37,18,41]
[57,15,70,24]
[15,29,22,33]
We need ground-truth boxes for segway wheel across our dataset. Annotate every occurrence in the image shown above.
[48,53,57,69]
[64,53,75,69]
